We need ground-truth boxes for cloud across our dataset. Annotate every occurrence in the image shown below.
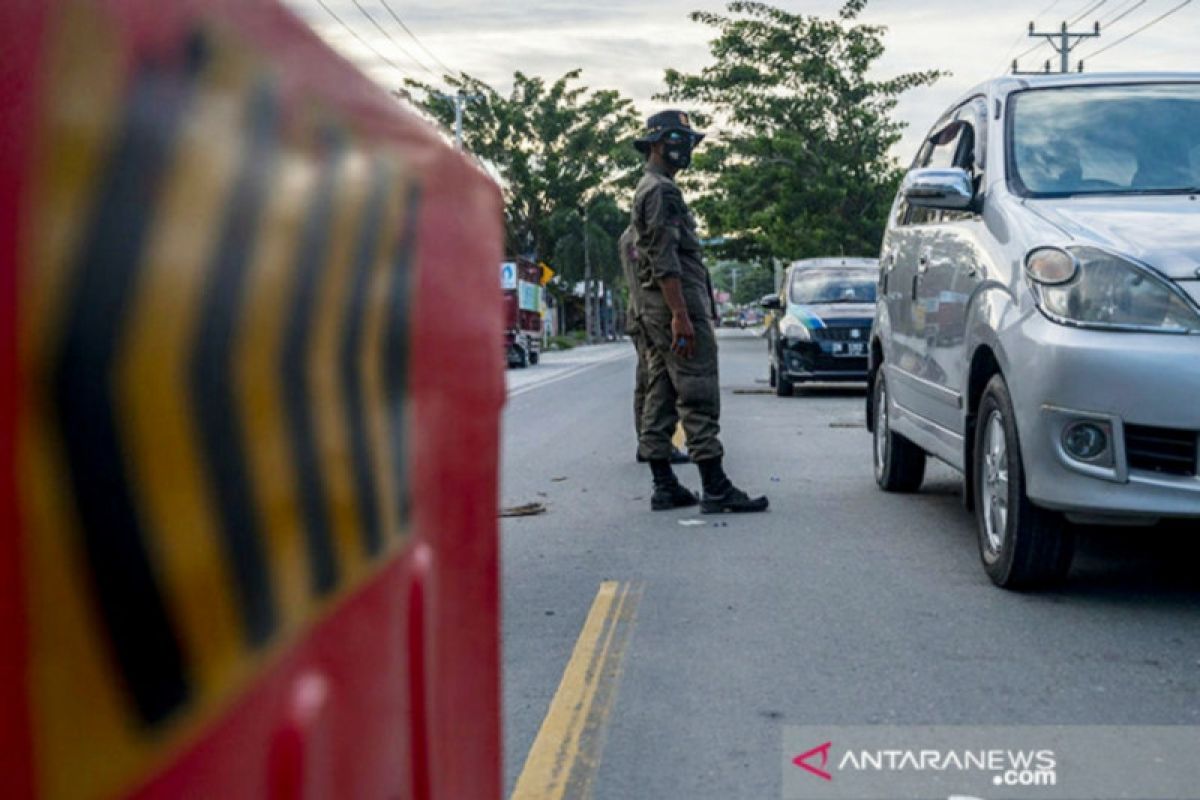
[283,0,1197,162]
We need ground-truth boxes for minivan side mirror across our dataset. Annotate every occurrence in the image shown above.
[902,167,975,211]
[760,294,783,310]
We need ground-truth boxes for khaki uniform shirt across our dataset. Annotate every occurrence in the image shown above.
[631,162,716,320]
[618,225,644,323]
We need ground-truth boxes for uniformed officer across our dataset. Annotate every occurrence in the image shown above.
[619,225,689,466]
[632,110,768,514]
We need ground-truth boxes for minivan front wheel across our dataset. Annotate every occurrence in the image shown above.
[974,375,1075,589]
[872,368,925,492]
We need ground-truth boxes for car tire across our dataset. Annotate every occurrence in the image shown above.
[872,367,926,492]
[974,374,1075,589]
[529,350,539,366]
[768,362,777,388]
[775,370,794,397]
[515,346,528,369]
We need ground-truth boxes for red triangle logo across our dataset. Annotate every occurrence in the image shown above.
[793,741,833,781]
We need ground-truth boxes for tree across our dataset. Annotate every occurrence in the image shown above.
[658,0,945,262]
[406,71,642,334]
[711,260,776,305]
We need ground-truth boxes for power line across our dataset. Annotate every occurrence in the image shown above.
[1098,0,1143,23]
[1070,0,1107,23]
[375,0,462,79]
[314,0,414,79]
[1102,0,1150,26]
[1079,0,1193,61]
[347,0,439,79]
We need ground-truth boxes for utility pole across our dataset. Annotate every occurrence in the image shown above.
[1015,20,1100,74]
[731,267,739,302]
[434,91,481,150]
[582,204,593,344]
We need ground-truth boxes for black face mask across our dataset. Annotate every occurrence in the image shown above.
[662,131,695,170]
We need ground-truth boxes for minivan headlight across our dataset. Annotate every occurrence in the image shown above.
[1026,246,1200,333]
[780,316,812,342]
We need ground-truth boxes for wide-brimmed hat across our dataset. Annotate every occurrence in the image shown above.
[634,109,706,153]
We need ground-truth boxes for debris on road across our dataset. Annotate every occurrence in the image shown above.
[678,519,706,527]
[501,502,547,518]
[550,476,569,482]
[829,420,865,429]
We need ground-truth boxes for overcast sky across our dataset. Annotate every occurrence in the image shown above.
[282,0,1196,160]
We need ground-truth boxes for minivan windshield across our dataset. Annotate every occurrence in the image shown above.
[789,269,877,305]
[1009,83,1200,197]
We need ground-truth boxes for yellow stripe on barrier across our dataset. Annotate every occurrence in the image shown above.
[20,3,157,797]
[235,140,320,636]
[117,36,248,707]
[311,150,372,580]
[361,159,410,549]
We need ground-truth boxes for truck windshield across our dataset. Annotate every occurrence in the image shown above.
[790,269,877,305]
[1009,83,1200,197]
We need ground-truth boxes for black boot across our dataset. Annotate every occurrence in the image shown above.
[641,446,688,464]
[649,459,699,511]
[696,458,769,514]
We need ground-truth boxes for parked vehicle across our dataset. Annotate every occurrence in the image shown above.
[721,308,743,328]
[502,258,544,368]
[761,258,878,396]
[867,73,1200,589]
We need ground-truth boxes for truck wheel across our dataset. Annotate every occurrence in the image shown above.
[515,346,528,369]
[872,367,925,492]
[974,375,1075,589]
[528,350,539,366]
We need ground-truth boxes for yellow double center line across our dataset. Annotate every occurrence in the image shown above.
[511,580,644,800]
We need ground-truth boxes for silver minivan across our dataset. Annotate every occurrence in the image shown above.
[868,73,1200,589]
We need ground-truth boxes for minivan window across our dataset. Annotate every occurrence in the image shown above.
[1009,83,1200,196]
[789,269,877,305]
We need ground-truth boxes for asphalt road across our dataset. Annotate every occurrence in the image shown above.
[500,329,1200,800]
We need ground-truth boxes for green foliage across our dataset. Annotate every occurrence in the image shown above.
[659,0,945,261]
[406,71,641,291]
[711,260,777,305]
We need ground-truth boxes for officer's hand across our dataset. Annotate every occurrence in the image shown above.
[671,312,695,359]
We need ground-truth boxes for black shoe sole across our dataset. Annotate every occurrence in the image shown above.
[700,498,770,514]
[651,494,700,511]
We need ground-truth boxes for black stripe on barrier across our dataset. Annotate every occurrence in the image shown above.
[51,46,206,727]
[190,83,279,646]
[340,164,389,557]
[282,130,343,595]
[384,186,421,527]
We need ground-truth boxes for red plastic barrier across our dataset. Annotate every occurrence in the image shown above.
[0,1,504,797]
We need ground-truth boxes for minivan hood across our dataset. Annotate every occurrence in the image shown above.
[1026,196,1200,280]
[787,302,875,325]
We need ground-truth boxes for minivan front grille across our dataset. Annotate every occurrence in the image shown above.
[1125,424,1198,477]
[813,326,870,342]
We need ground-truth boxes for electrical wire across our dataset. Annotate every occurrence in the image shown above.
[1079,0,1193,60]
[348,0,440,78]
[1101,0,1150,26]
[314,0,414,79]
[1070,0,1107,23]
[1097,0,1141,23]
[375,0,463,79]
